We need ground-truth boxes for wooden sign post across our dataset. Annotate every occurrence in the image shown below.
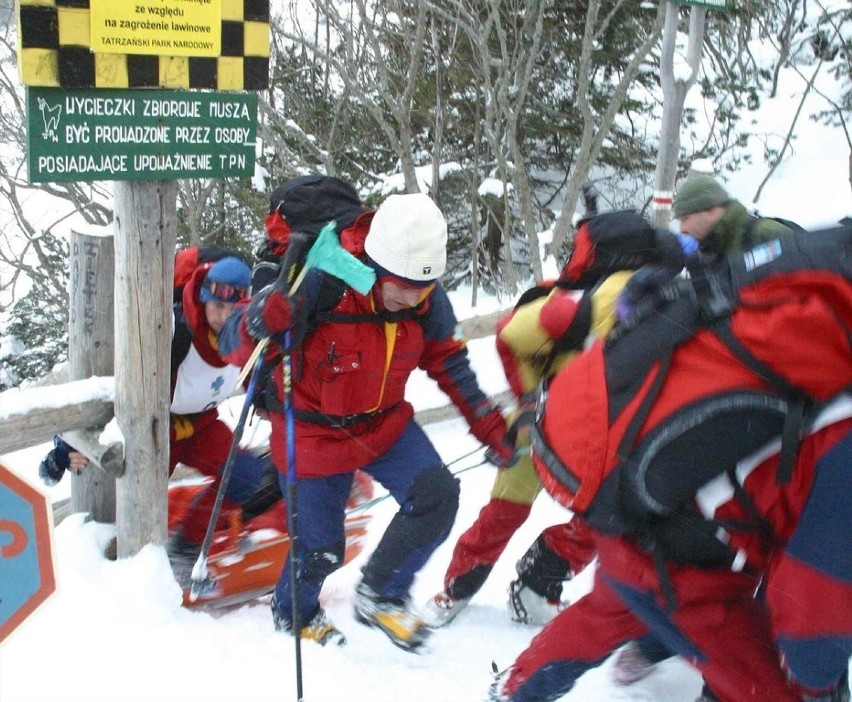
[67,228,117,523]
[113,181,176,556]
[17,0,269,557]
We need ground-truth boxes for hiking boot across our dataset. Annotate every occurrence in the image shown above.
[271,596,346,647]
[166,530,201,589]
[507,579,562,626]
[611,640,658,685]
[801,668,850,702]
[353,583,431,652]
[422,590,471,628]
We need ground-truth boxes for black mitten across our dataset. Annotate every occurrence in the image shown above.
[39,436,71,486]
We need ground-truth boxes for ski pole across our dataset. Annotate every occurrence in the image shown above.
[188,350,265,601]
[282,328,304,701]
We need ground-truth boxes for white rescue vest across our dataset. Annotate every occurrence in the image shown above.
[170,340,241,415]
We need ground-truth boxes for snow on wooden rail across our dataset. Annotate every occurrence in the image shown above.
[0,377,123,475]
[0,309,509,470]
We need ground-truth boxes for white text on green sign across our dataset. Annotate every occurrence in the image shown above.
[27,88,257,183]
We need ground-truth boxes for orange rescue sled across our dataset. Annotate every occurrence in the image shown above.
[167,471,374,609]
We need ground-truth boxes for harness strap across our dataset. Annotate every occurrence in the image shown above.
[652,547,678,612]
[171,303,193,375]
[315,305,423,324]
[616,349,674,460]
[723,467,778,544]
[529,420,581,498]
[292,403,400,428]
[712,321,812,483]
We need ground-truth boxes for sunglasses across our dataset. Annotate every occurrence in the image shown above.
[205,280,247,303]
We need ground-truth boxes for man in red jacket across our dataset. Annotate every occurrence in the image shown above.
[488,219,852,701]
[164,256,259,575]
[220,191,516,651]
[490,409,851,702]
[40,254,269,588]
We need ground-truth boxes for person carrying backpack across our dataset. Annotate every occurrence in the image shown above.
[673,173,794,260]
[424,207,687,629]
[39,252,272,587]
[595,172,800,695]
[489,174,803,698]
[164,253,269,580]
[489,223,852,702]
[219,188,516,651]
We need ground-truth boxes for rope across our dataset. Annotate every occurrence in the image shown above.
[344,447,490,516]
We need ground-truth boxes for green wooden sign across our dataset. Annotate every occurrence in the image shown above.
[26,87,257,183]
[670,0,727,8]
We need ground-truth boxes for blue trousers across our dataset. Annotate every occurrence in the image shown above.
[273,419,459,625]
[771,428,852,693]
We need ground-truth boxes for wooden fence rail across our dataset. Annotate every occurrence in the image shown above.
[0,309,508,459]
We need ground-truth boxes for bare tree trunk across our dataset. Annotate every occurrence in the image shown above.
[469,107,485,308]
[113,180,176,558]
[551,0,666,254]
[430,15,445,203]
[68,229,117,523]
[652,3,705,229]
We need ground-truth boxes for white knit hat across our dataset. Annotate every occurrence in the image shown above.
[364,193,448,281]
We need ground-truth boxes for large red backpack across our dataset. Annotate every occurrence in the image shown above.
[531,224,852,568]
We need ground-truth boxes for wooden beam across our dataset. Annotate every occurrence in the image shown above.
[0,307,511,457]
[69,228,118,520]
[0,398,114,454]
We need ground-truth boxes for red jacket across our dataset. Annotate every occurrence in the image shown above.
[223,269,494,477]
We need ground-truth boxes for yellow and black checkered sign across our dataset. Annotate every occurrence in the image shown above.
[18,0,269,90]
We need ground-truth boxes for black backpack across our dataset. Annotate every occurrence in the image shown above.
[253,175,370,293]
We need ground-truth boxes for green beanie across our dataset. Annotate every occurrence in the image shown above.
[673,175,731,218]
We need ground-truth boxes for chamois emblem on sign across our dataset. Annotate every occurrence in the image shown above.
[38,98,62,142]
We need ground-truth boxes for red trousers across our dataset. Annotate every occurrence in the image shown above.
[500,417,852,702]
[503,537,799,702]
[169,412,236,543]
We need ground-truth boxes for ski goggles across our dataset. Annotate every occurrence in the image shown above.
[203,280,247,303]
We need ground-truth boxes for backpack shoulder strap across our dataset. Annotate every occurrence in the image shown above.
[311,270,423,325]
[171,303,193,375]
[742,215,759,251]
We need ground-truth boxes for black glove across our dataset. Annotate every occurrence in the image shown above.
[39,436,71,486]
[615,265,679,323]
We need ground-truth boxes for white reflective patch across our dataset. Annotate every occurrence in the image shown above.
[742,239,782,271]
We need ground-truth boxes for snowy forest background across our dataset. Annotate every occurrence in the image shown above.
[1,0,851,390]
